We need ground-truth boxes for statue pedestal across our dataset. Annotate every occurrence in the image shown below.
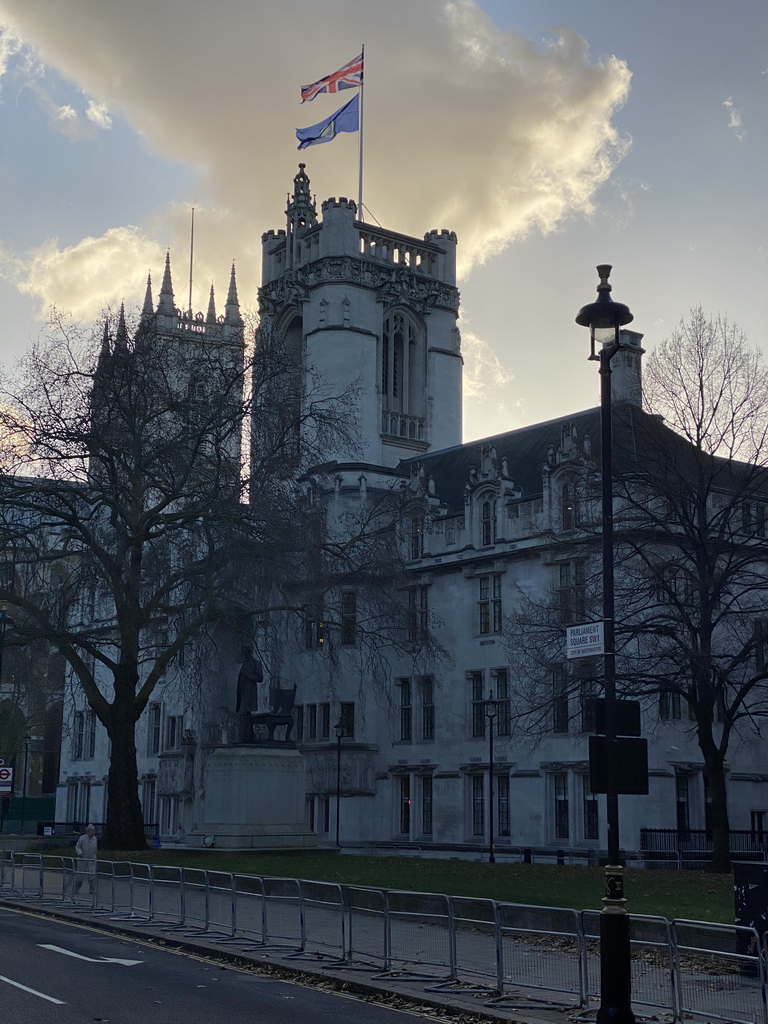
[189,744,317,850]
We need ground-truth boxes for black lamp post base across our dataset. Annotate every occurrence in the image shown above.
[596,908,635,1024]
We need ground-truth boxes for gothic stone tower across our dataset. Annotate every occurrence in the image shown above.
[258,164,462,470]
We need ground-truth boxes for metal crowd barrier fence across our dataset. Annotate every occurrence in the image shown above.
[344,885,387,968]
[3,852,768,1024]
[375,890,454,982]
[491,903,584,1011]
[673,919,768,1024]
[430,896,501,995]
[581,910,678,1019]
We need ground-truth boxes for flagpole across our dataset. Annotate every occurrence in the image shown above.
[357,43,365,220]
[188,206,195,316]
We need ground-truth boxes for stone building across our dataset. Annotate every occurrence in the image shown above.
[54,167,768,858]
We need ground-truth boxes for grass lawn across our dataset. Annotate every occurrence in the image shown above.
[85,848,735,924]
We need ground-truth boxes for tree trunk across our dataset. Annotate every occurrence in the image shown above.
[705,754,730,872]
[104,708,147,850]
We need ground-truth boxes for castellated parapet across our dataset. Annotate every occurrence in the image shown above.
[261,193,458,289]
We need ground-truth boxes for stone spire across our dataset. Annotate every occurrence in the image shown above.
[224,262,243,326]
[142,273,154,317]
[96,318,111,375]
[206,283,217,324]
[115,302,129,350]
[157,251,175,315]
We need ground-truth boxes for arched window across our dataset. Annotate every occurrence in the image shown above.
[381,309,424,438]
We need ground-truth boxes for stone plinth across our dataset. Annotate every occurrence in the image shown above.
[188,744,316,850]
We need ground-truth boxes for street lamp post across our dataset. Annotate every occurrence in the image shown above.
[576,265,635,1024]
[484,691,499,864]
[334,719,344,848]
[21,732,31,833]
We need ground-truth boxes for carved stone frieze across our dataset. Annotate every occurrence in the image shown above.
[259,258,459,316]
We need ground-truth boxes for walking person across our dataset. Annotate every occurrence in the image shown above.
[75,823,98,895]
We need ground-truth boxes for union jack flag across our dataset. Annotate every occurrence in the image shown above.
[300,52,363,103]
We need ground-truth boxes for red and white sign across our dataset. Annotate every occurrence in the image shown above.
[0,766,13,793]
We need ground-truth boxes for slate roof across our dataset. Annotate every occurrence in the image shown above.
[400,407,602,514]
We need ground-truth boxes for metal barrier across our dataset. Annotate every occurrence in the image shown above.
[673,919,768,1024]
[581,910,678,1018]
[492,903,584,1010]
[292,880,345,962]
[429,896,500,994]
[205,871,237,940]
[344,885,387,968]
[261,876,304,952]
[5,852,768,1024]
[148,865,184,927]
[376,890,454,982]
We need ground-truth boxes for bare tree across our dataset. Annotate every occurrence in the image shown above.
[506,309,768,871]
[0,302,426,849]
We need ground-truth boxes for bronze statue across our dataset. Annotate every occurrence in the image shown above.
[236,644,263,742]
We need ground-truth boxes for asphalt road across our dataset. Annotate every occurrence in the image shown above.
[0,907,427,1024]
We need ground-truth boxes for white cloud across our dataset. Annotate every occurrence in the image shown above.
[85,98,110,129]
[0,0,632,322]
[723,96,745,141]
[56,103,76,121]
[461,329,523,438]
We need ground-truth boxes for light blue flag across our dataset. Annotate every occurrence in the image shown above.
[296,93,359,150]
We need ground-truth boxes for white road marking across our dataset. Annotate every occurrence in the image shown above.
[39,943,143,966]
[0,974,65,1004]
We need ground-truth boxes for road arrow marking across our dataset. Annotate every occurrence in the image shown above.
[39,944,143,966]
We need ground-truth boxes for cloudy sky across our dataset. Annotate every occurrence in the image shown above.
[0,0,765,440]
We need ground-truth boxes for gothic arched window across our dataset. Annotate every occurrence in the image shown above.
[381,309,425,438]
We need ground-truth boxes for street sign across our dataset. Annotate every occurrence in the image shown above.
[0,766,13,793]
[565,621,604,658]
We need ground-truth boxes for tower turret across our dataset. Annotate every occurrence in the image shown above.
[259,166,462,469]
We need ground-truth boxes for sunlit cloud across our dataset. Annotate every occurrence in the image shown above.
[0,0,632,324]
[15,227,164,321]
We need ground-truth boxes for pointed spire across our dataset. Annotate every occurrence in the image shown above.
[206,282,217,324]
[286,162,317,230]
[157,250,175,315]
[224,262,243,326]
[115,302,129,349]
[96,318,111,375]
[142,272,154,317]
